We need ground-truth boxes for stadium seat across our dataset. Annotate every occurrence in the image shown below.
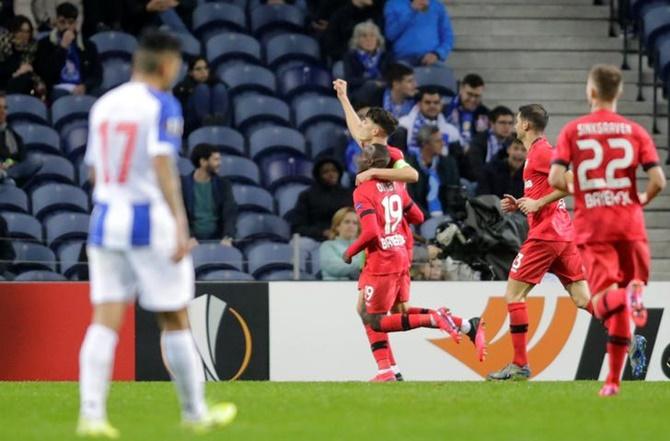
[15,270,67,281]
[6,94,48,125]
[265,34,320,72]
[420,215,452,240]
[331,60,344,80]
[309,248,320,277]
[232,184,275,213]
[219,64,276,96]
[234,95,290,133]
[13,124,61,155]
[31,184,89,220]
[236,212,290,242]
[51,95,96,132]
[206,33,262,76]
[192,243,244,275]
[44,212,90,252]
[293,96,345,131]
[278,65,332,101]
[0,185,28,213]
[257,269,315,281]
[290,235,320,275]
[177,157,195,176]
[170,31,201,60]
[262,156,313,190]
[1,212,42,242]
[414,66,458,97]
[218,155,260,185]
[304,122,348,159]
[274,182,308,218]
[250,4,305,41]
[29,155,76,188]
[63,126,88,160]
[90,31,137,62]
[247,241,307,276]
[193,2,247,41]
[58,240,87,280]
[655,32,670,81]
[100,60,132,92]
[12,242,57,272]
[197,269,254,281]
[188,126,246,156]
[248,125,306,162]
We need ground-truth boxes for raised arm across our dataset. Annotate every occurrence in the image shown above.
[333,79,366,143]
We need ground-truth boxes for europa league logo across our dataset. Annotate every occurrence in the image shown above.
[187,294,253,381]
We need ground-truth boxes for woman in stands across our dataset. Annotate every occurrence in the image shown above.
[320,207,364,280]
[343,20,389,98]
[0,15,46,99]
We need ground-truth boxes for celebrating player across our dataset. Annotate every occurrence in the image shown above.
[487,104,595,382]
[549,64,666,396]
[77,31,236,438]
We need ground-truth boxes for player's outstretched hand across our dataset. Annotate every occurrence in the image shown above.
[517,197,541,215]
[333,79,348,100]
[342,251,352,264]
[501,194,518,213]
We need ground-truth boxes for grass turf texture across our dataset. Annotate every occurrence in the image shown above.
[1,382,668,441]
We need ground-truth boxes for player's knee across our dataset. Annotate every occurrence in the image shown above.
[504,290,524,303]
[367,314,383,331]
[157,309,190,331]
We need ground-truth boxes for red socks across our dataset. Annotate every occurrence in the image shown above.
[375,313,433,332]
[508,302,529,367]
[605,308,631,386]
[364,325,391,371]
[594,288,627,321]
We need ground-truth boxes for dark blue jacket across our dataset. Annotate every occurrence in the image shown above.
[181,172,238,240]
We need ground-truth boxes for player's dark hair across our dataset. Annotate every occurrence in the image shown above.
[508,138,524,150]
[190,143,218,168]
[589,64,623,101]
[490,105,514,123]
[369,143,391,169]
[417,86,442,101]
[461,73,485,89]
[188,56,207,71]
[416,125,440,148]
[518,104,549,132]
[384,63,414,85]
[56,2,78,19]
[134,30,182,74]
[365,107,397,136]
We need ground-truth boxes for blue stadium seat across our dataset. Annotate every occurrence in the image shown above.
[100,60,132,91]
[274,182,308,218]
[188,126,245,156]
[193,2,247,41]
[206,33,261,76]
[63,126,88,160]
[293,96,345,131]
[278,65,332,101]
[90,31,137,62]
[236,212,290,242]
[309,248,320,277]
[331,60,344,80]
[414,66,458,97]
[169,31,202,60]
[58,240,87,280]
[197,269,254,281]
[31,184,89,220]
[6,94,48,125]
[0,185,28,213]
[304,122,348,159]
[218,155,260,185]
[420,215,452,240]
[177,157,195,176]
[248,125,306,162]
[257,269,314,281]
[265,34,320,72]
[232,184,274,213]
[44,212,90,251]
[247,241,307,276]
[262,156,313,190]
[234,95,290,133]
[51,95,96,131]
[29,155,76,188]
[219,64,276,96]
[15,270,67,281]
[13,124,61,155]
[12,242,56,272]
[192,243,244,275]
[250,4,305,40]
[1,212,42,241]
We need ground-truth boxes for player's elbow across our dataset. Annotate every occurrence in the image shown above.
[548,169,565,190]
[405,167,419,183]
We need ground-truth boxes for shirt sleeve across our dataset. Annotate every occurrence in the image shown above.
[388,146,409,169]
[147,93,183,158]
[552,124,573,167]
[636,124,660,170]
[346,187,379,258]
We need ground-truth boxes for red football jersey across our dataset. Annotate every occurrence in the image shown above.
[553,109,659,244]
[387,145,404,167]
[523,137,574,242]
[347,179,424,275]
[387,144,414,262]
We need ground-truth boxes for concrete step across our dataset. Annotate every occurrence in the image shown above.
[455,35,622,52]
[452,19,608,37]
[650,271,670,280]
[452,68,653,84]
[448,51,621,70]
[484,83,663,103]
[651,241,670,258]
[652,259,670,273]
[448,4,609,19]
[644,211,669,228]
[486,99,666,117]
[648,229,670,242]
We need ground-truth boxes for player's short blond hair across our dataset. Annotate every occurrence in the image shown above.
[330,207,359,238]
[589,64,623,101]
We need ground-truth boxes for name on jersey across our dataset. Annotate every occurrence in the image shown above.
[376,182,395,193]
[577,122,632,137]
[380,234,406,250]
[584,190,633,209]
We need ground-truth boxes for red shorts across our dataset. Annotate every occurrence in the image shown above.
[359,271,410,314]
[509,239,585,286]
[578,240,650,294]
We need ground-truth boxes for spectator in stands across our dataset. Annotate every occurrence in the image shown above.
[466,105,515,181]
[406,125,461,218]
[181,144,238,246]
[384,0,454,66]
[0,215,14,280]
[476,138,526,200]
[32,0,83,31]
[342,20,389,96]
[319,207,364,280]
[35,2,101,100]
[174,57,229,134]
[324,1,384,62]
[445,73,490,147]
[289,157,352,241]
[0,15,47,98]
[0,91,42,187]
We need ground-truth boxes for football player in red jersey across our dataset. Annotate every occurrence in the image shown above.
[549,64,666,396]
[344,144,486,381]
[487,104,595,382]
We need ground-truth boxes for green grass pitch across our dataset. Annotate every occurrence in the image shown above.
[1,382,669,441]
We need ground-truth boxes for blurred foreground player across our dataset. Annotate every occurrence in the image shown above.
[77,31,236,438]
[549,64,666,396]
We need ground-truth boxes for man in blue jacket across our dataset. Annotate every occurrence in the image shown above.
[384,0,454,66]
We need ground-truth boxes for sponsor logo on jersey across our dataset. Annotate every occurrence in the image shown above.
[584,190,633,209]
[379,234,406,250]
